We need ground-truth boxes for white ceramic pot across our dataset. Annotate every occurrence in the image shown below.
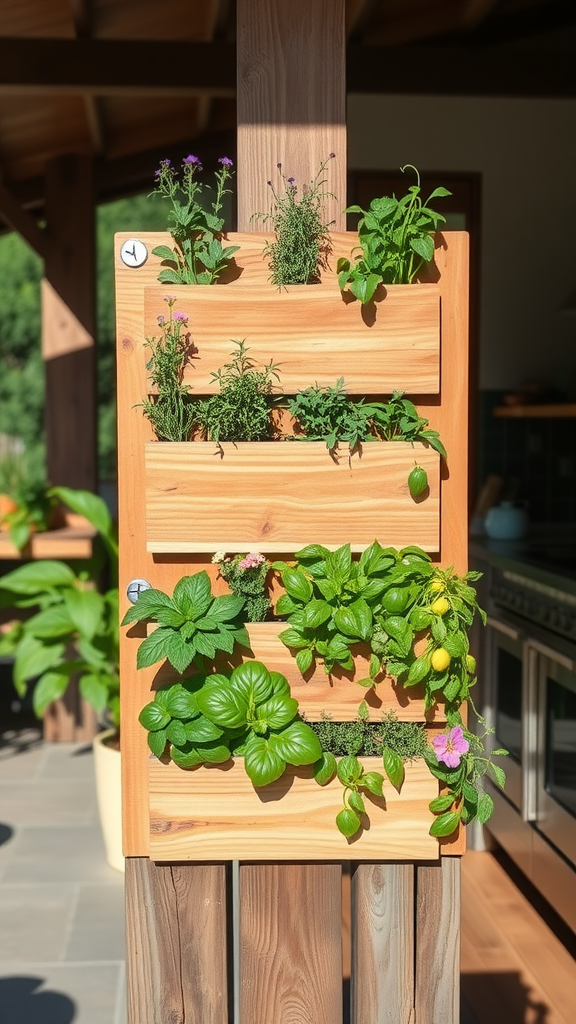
[93,728,124,873]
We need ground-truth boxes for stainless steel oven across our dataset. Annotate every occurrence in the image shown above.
[482,567,576,929]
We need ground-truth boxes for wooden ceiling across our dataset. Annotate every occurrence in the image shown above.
[0,0,574,211]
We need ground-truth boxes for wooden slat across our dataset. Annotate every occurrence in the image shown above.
[144,280,441,395]
[148,758,438,861]
[0,524,96,560]
[351,863,415,1024]
[152,619,446,723]
[125,857,228,1024]
[145,441,440,553]
[240,862,343,1024]
[415,857,461,1024]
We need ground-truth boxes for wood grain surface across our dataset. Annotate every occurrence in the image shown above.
[148,758,438,861]
[0,523,96,560]
[125,857,228,1024]
[239,862,343,1024]
[351,862,416,1024]
[415,858,461,1024]
[144,278,441,395]
[144,440,440,553]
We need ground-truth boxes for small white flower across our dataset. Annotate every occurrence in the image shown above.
[212,550,227,564]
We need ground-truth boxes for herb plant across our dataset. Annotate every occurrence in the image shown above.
[212,551,272,622]
[253,155,335,286]
[0,487,120,726]
[140,298,196,442]
[194,341,280,443]
[138,660,322,786]
[288,383,447,464]
[150,155,239,285]
[338,165,451,302]
[309,711,429,760]
[121,570,250,674]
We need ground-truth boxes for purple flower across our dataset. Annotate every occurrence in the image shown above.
[154,158,171,177]
[173,311,188,322]
[287,177,295,184]
[432,726,469,769]
[156,315,166,325]
[183,154,202,170]
[218,156,233,167]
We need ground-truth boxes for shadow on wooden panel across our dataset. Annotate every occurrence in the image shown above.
[461,972,550,1024]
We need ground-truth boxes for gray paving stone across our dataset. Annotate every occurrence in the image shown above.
[0,884,77,962]
[0,963,125,1024]
[65,883,126,962]
[0,778,98,826]
[0,743,46,780]
[0,825,124,884]
[40,743,96,781]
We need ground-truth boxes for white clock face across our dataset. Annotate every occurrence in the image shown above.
[120,238,148,268]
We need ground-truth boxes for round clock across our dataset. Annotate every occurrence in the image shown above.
[120,238,148,268]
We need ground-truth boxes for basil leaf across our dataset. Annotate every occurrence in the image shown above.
[244,735,286,786]
[314,751,337,785]
[382,747,404,791]
[336,807,362,838]
[139,701,171,731]
[429,810,461,837]
[269,721,323,766]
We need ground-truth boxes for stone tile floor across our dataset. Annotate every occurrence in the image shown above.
[0,726,126,1024]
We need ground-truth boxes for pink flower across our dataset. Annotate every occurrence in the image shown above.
[432,726,469,769]
[238,552,266,570]
[172,311,188,322]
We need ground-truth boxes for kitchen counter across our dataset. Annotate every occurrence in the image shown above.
[470,529,576,599]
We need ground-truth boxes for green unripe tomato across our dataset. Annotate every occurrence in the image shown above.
[381,586,409,614]
[408,465,428,498]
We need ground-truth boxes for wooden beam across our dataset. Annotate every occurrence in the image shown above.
[347,44,576,97]
[0,39,236,96]
[0,181,47,257]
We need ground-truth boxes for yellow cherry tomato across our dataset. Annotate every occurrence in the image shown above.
[466,654,477,674]
[430,597,450,617]
[431,648,451,672]
[430,579,444,593]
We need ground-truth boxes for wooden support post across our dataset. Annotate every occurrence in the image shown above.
[415,859,461,1024]
[236,6,347,1023]
[125,858,229,1024]
[42,154,97,491]
[240,863,343,1024]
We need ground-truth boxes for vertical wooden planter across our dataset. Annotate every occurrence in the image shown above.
[116,226,469,1024]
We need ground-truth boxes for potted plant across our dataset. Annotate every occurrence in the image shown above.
[0,486,123,870]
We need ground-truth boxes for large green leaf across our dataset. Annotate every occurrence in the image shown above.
[172,572,212,618]
[139,701,171,731]
[136,627,180,671]
[429,810,461,837]
[244,735,286,787]
[49,487,118,556]
[229,661,274,708]
[184,715,224,743]
[32,669,71,716]
[256,695,298,731]
[282,568,312,604]
[196,678,249,730]
[163,682,201,720]
[0,560,75,595]
[23,604,75,639]
[270,721,322,766]
[210,594,245,622]
[78,673,109,712]
[334,605,364,640]
[121,588,180,626]
[13,633,65,692]
[64,589,104,640]
[301,599,332,630]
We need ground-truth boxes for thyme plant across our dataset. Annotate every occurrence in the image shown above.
[140,298,196,441]
[194,341,280,443]
[254,155,336,286]
[151,154,239,285]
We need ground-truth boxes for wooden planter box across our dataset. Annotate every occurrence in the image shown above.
[144,440,440,553]
[148,756,438,861]
[144,277,441,395]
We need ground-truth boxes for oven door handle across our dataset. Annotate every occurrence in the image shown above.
[522,643,539,823]
[486,615,523,641]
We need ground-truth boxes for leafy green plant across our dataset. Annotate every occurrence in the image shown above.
[150,154,239,285]
[194,340,280,443]
[368,391,447,457]
[425,723,507,837]
[140,297,196,442]
[138,660,322,786]
[273,541,485,718]
[253,155,335,286]
[338,165,451,302]
[212,551,272,622]
[120,571,250,674]
[0,488,120,726]
[0,479,56,551]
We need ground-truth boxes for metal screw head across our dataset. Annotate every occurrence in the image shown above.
[126,579,152,604]
[120,238,148,268]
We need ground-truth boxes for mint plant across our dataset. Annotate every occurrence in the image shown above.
[151,154,239,285]
[121,570,250,674]
[338,165,451,302]
[253,155,335,285]
[138,661,322,786]
[140,298,196,442]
